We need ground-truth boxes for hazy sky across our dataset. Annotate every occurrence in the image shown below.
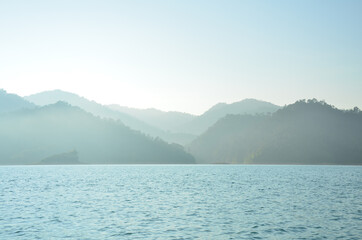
[1,0,361,114]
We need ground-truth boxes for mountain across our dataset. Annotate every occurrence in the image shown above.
[25,92,279,143]
[0,89,36,114]
[176,99,280,135]
[25,90,194,145]
[25,89,152,125]
[0,102,195,165]
[188,99,362,165]
[108,105,196,132]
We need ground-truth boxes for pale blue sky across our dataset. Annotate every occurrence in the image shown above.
[1,0,361,114]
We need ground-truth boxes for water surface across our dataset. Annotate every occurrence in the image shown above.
[0,165,361,239]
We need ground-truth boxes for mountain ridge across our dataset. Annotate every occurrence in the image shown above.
[107,104,196,132]
[176,98,281,135]
[0,101,195,165]
[0,89,36,114]
[188,99,362,165]
[25,90,196,145]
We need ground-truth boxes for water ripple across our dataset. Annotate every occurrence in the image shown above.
[0,165,361,239]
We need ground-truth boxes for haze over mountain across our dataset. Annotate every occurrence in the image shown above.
[0,101,195,165]
[108,105,196,133]
[25,90,282,143]
[176,99,280,135]
[25,90,195,145]
[188,99,362,165]
[1,89,362,165]
[25,89,152,123]
[0,89,36,114]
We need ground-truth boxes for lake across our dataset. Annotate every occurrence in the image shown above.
[0,165,361,239]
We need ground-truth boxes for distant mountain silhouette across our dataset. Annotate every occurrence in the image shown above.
[177,99,280,135]
[25,90,195,145]
[0,101,195,165]
[108,105,196,132]
[188,99,362,165]
[0,89,36,114]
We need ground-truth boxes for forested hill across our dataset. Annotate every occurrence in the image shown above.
[188,99,362,165]
[0,102,195,165]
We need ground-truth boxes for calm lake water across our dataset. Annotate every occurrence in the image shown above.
[0,165,361,239]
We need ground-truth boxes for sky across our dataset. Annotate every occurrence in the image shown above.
[1,0,361,115]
